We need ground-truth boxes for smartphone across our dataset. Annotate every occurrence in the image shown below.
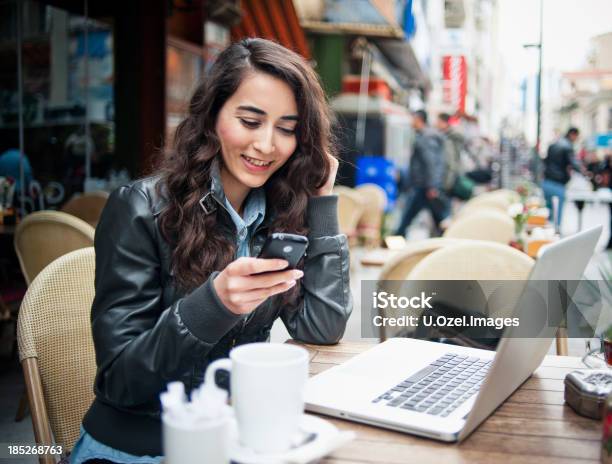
[257,233,308,269]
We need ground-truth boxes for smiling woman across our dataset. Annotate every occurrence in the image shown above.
[70,38,351,464]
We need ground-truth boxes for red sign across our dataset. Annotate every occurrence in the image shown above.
[442,55,467,113]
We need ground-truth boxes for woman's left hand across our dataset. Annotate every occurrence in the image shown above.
[317,151,338,196]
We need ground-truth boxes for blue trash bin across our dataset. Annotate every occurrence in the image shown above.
[355,156,398,212]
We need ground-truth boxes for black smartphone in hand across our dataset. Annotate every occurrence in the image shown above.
[257,233,308,269]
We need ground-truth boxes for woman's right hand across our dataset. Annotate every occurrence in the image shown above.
[213,257,303,315]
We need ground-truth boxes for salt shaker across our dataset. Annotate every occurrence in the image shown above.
[161,381,232,464]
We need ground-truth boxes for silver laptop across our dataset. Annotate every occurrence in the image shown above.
[305,226,603,442]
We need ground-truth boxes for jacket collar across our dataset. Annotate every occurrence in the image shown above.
[199,158,268,224]
[151,158,270,226]
[147,163,227,218]
[199,158,229,215]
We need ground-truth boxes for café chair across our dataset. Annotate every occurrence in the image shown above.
[454,204,507,220]
[405,242,569,352]
[13,212,94,423]
[60,191,109,228]
[355,183,387,247]
[376,238,465,341]
[17,247,97,463]
[477,189,520,205]
[379,238,466,281]
[14,211,95,285]
[443,209,514,244]
[334,186,365,246]
[462,189,519,213]
[409,240,534,282]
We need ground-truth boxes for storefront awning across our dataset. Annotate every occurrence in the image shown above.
[295,0,404,38]
[231,0,310,59]
[353,38,430,94]
[373,38,429,92]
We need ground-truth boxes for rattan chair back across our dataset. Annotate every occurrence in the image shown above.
[17,247,96,456]
[379,238,465,281]
[463,189,519,212]
[455,204,508,220]
[61,191,109,227]
[443,209,514,244]
[408,241,534,319]
[14,211,95,285]
[334,186,365,244]
[376,238,465,340]
[355,183,387,247]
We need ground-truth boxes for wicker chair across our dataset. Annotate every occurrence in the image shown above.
[61,191,109,228]
[455,204,508,220]
[409,241,534,282]
[379,238,466,281]
[17,248,97,462]
[461,189,519,213]
[14,211,95,285]
[406,241,535,350]
[334,186,365,246]
[355,183,387,247]
[376,238,465,341]
[443,209,515,244]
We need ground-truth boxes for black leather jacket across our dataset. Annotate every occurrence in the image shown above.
[544,137,581,185]
[82,174,352,456]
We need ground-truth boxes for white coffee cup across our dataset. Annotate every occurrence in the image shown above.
[205,342,309,453]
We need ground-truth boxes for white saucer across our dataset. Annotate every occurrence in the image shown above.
[230,414,340,464]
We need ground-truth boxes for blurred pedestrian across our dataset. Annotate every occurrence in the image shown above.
[436,113,463,194]
[542,127,583,227]
[436,113,476,199]
[599,152,612,249]
[583,150,611,248]
[395,110,448,237]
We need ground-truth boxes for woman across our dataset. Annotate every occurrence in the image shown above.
[71,38,352,463]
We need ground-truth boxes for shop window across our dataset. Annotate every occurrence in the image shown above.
[166,36,203,144]
[0,0,116,218]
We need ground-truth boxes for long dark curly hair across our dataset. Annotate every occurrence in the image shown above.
[157,38,336,292]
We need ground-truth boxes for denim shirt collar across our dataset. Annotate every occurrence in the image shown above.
[199,158,266,231]
[224,188,266,237]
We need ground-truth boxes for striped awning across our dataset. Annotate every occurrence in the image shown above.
[231,0,310,59]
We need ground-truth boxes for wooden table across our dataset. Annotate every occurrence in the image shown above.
[300,341,600,464]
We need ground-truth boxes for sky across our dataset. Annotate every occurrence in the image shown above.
[494,0,612,140]
[498,0,612,79]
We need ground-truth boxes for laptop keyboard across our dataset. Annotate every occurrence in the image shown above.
[372,353,491,417]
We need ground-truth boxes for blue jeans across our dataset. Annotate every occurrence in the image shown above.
[70,427,162,464]
[395,188,449,236]
[541,179,566,227]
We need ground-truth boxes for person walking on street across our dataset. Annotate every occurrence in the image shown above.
[395,110,447,237]
[436,113,464,196]
[542,127,583,227]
